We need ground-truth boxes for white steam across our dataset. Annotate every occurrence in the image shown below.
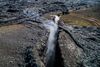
[43,15,60,67]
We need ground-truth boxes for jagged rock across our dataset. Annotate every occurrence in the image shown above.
[0,23,48,67]
[1,0,99,16]
[58,31,83,67]
[68,26,100,67]
[0,0,100,67]
[0,19,100,67]
[59,25,100,67]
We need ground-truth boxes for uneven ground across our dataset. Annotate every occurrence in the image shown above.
[0,23,83,67]
[44,8,100,26]
[61,8,100,26]
[0,5,100,67]
[0,23,48,67]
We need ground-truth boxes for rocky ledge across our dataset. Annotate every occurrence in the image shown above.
[0,0,100,67]
[59,25,100,67]
[0,21,100,67]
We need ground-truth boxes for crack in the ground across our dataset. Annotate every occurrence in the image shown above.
[45,29,65,67]
[54,31,65,67]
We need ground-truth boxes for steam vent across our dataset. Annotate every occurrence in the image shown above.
[0,0,100,67]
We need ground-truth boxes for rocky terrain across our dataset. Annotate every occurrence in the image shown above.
[59,25,100,67]
[0,0,100,67]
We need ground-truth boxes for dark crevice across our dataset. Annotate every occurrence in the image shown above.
[19,29,65,67]
[7,9,19,13]
[54,31,65,67]
[45,30,65,67]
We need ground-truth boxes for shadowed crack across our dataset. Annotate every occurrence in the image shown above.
[46,29,65,67]
[54,31,65,67]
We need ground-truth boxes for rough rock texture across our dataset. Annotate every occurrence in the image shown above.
[0,0,100,67]
[0,23,100,67]
[0,0,99,24]
[0,23,48,67]
[67,26,100,67]
[1,0,99,15]
[59,31,83,67]
[59,25,100,67]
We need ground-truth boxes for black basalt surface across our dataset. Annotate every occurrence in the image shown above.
[66,26,100,67]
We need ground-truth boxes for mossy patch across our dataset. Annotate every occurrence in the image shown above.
[43,8,100,26]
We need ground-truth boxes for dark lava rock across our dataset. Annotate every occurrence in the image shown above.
[60,25,100,67]
[0,0,100,67]
[0,23,48,67]
[0,20,100,67]
[58,31,83,67]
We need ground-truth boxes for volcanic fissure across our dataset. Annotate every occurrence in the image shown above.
[45,15,64,67]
